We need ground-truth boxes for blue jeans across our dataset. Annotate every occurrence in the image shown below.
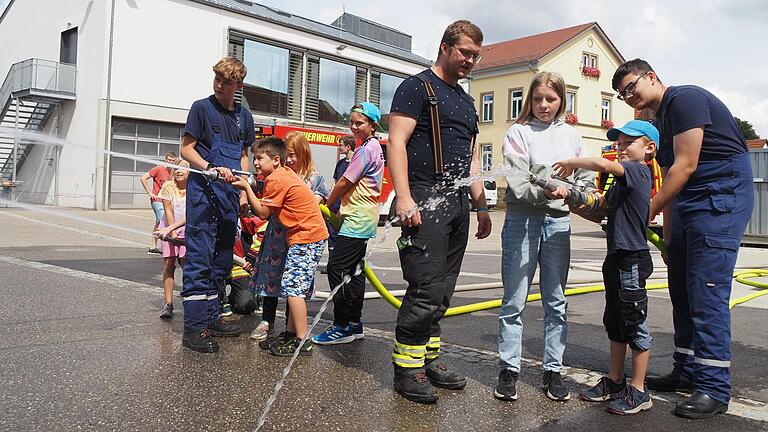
[499,211,570,372]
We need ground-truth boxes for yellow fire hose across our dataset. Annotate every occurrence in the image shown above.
[320,205,768,314]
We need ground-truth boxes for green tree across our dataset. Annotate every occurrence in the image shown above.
[734,117,759,140]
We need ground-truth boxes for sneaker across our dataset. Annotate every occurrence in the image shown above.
[393,368,438,404]
[607,385,653,415]
[220,303,233,317]
[425,359,466,390]
[348,322,365,339]
[494,369,519,401]
[269,336,313,357]
[543,370,571,401]
[580,376,627,402]
[159,303,174,319]
[207,319,241,337]
[147,248,162,255]
[249,320,273,341]
[182,329,219,353]
[312,324,355,345]
[259,331,291,350]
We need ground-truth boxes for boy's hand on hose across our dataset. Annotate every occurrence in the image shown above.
[230,176,250,191]
[552,160,574,177]
[544,185,569,200]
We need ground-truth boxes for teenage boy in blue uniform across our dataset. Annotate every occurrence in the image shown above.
[179,57,255,353]
[612,59,754,418]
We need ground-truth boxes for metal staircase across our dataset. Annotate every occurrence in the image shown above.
[0,59,76,183]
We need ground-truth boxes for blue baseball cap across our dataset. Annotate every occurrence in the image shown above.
[352,102,381,124]
[606,120,659,144]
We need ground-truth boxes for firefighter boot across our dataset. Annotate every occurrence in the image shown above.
[425,359,467,390]
[393,366,438,404]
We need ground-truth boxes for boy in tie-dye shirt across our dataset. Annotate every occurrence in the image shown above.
[313,102,384,345]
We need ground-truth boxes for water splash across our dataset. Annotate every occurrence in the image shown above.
[254,266,362,432]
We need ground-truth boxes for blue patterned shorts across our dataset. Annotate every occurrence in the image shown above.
[281,240,326,298]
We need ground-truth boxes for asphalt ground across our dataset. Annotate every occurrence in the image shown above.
[1,206,767,431]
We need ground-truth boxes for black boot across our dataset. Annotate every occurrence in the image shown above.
[646,370,693,392]
[182,329,219,353]
[207,319,241,337]
[425,359,466,390]
[393,367,438,404]
[674,391,728,419]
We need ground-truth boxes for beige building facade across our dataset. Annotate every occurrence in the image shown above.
[470,23,634,188]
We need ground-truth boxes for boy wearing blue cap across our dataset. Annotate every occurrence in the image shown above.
[313,102,385,345]
[552,120,658,415]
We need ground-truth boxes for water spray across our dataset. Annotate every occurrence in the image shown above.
[528,173,602,213]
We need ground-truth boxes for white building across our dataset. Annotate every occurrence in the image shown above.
[0,0,430,209]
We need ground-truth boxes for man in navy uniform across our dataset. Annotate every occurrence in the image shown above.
[612,59,754,418]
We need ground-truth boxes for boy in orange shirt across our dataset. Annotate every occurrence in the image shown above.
[233,137,328,356]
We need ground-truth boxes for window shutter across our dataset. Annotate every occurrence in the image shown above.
[305,55,320,122]
[370,71,381,107]
[355,67,368,103]
[228,33,245,106]
[288,50,303,121]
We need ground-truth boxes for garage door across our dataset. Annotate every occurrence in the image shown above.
[109,117,183,208]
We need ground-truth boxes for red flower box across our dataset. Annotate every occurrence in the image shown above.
[565,113,578,125]
[601,119,614,129]
[582,66,601,78]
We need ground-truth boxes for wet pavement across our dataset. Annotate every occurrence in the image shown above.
[1,207,767,431]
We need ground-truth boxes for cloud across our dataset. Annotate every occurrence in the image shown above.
[254,0,768,136]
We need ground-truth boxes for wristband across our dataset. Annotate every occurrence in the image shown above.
[476,207,489,212]
[205,163,215,171]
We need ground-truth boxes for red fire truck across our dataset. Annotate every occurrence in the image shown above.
[254,123,396,223]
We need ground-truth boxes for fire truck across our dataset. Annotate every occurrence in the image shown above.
[597,148,664,235]
[254,123,396,224]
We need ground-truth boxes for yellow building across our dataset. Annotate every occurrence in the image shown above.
[470,22,633,187]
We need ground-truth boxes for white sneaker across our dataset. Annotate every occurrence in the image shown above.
[250,320,271,341]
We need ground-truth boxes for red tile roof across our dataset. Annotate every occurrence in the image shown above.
[476,22,596,71]
[747,139,766,149]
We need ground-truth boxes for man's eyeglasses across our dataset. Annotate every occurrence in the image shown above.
[617,72,648,101]
[451,45,482,63]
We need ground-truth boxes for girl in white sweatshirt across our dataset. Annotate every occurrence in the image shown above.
[494,71,595,403]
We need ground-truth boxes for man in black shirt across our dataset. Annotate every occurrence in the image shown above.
[388,20,492,404]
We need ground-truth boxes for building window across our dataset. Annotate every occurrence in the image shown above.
[566,91,577,114]
[582,52,598,68]
[371,71,405,132]
[303,57,357,125]
[601,98,611,121]
[242,39,291,118]
[481,144,493,172]
[509,89,523,120]
[60,27,78,65]
[481,93,494,122]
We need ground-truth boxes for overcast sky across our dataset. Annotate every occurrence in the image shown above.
[1,0,765,136]
[258,0,768,138]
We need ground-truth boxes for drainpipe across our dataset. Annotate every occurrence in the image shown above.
[100,0,116,210]
[13,97,18,185]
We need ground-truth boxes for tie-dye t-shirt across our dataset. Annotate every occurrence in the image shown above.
[338,137,384,239]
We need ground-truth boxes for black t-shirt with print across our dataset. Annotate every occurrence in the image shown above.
[389,68,478,185]
[605,161,652,254]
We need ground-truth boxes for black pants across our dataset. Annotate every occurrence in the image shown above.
[602,250,653,351]
[228,276,258,315]
[395,186,470,347]
[261,296,289,325]
[328,235,369,326]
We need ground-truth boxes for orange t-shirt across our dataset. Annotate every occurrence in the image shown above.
[261,166,329,245]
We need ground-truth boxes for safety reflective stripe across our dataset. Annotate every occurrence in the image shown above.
[426,337,440,359]
[182,294,218,301]
[394,342,427,356]
[675,347,694,356]
[694,357,731,368]
[393,341,427,368]
[392,353,425,368]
